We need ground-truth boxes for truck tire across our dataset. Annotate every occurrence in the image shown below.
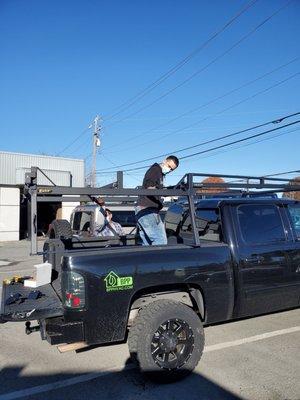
[48,219,72,239]
[128,299,204,382]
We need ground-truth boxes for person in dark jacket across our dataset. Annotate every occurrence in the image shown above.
[136,155,179,245]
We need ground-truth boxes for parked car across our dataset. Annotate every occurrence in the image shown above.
[70,203,137,236]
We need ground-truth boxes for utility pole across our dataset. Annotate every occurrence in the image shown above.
[91,115,101,187]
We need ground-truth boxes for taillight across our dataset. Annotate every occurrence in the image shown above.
[62,271,85,309]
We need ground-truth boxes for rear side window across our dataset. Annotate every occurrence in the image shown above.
[237,204,285,244]
[112,211,136,227]
[181,208,222,242]
[287,204,300,239]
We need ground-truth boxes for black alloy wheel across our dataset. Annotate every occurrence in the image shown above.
[151,318,194,370]
[128,299,204,382]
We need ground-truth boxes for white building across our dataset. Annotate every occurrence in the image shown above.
[0,151,85,241]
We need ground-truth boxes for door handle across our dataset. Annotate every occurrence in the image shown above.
[244,255,264,265]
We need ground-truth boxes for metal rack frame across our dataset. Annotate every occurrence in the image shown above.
[24,167,300,255]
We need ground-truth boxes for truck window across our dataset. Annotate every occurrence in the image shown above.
[111,211,136,227]
[237,204,286,244]
[181,208,222,242]
[72,211,92,231]
[287,204,300,239]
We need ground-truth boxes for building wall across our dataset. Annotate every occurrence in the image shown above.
[0,151,85,241]
[0,151,85,187]
[62,202,80,222]
[0,187,20,241]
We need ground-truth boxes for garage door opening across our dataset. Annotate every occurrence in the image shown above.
[20,195,61,239]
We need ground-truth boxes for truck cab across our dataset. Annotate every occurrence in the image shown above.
[165,197,300,317]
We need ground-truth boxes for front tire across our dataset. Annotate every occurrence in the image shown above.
[128,299,204,382]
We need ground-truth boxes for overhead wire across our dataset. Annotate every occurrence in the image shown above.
[184,126,300,163]
[97,107,300,171]
[104,0,293,129]
[95,127,300,177]
[68,134,91,157]
[96,119,300,174]
[56,125,92,156]
[142,72,300,150]
[100,153,141,183]
[57,0,293,161]
[57,0,294,162]
[102,57,299,153]
[264,169,300,177]
[180,119,300,161]
[103,0,259,121]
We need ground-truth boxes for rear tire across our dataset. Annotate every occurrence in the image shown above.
[128,299,204,382]
[48,219,72,239]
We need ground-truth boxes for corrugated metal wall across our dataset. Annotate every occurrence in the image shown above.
[0,151,85,186]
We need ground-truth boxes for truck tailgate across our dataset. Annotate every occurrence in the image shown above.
[0,282,63,322]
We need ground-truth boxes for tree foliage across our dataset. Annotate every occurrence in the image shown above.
[283,176,300,200]
[198,177,227,194]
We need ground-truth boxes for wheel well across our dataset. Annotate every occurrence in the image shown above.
[128,284,205,325]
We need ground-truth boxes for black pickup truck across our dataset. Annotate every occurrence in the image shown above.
[2,197,300,379]
[1,171,300,380]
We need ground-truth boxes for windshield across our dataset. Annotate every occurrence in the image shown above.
[72,211,92,231]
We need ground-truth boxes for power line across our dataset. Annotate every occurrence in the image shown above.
[68,134,91,156]
[187,126,300,163]
[96,127,300,176]
[103,0,258,121]
[102,57,299,153]
[97,108,300,171]
[104,0,293,129]
[151,72,299,149]
[100,153,141,183]
[97,119,300,174]
[56,125,92,156]
[180,119,300,161]
[264,169,300,177]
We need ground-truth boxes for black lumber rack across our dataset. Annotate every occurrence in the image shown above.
[24,167,300,255]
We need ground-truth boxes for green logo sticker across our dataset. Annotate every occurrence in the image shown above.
[104,271,134,292]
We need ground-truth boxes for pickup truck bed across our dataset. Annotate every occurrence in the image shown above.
[1,282,63,322]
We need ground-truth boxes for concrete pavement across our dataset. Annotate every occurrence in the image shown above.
[0,241,299,400]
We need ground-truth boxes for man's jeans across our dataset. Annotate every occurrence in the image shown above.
[135,207,167,246]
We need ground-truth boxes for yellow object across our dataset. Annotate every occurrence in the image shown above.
[3,276,24,285]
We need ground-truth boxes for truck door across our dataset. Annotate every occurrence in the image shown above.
[234,203,292,317]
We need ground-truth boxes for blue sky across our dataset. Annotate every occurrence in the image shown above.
[0,0,299,187]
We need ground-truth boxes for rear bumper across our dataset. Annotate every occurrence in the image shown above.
[43,317,84,345]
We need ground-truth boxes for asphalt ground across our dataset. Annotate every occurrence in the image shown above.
[0,241,300,400]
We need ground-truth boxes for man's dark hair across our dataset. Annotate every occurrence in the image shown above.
[166,155,179,167]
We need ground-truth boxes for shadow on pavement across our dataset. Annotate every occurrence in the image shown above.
[0,361,242,400]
